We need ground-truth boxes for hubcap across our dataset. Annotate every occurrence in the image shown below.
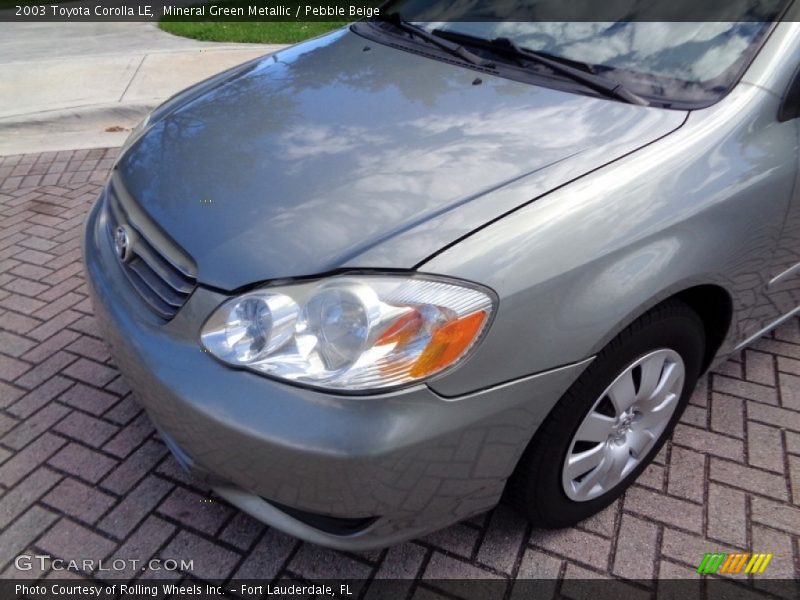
[562,349,685,502]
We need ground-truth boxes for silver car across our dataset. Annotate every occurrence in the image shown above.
[83,10,800,549]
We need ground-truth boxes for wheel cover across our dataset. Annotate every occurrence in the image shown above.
[562,348,685,502]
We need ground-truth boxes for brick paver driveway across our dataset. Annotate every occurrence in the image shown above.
[0,149,798,594]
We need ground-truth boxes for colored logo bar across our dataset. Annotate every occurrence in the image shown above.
[696,553,773,574]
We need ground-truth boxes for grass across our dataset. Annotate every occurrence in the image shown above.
[2,0,344,44]
[158,0,348,44]
[159,20,346,44]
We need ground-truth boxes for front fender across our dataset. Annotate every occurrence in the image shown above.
[421,84,794,397]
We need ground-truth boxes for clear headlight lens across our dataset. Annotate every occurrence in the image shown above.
[200,275,495,392]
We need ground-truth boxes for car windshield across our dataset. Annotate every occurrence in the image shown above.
[377,1,782,107]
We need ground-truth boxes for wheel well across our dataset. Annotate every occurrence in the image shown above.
[671,285,733,373]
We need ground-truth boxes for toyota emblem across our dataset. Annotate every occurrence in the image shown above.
[113,226,133,263]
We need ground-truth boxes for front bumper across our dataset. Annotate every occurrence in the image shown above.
[83,190,591,549]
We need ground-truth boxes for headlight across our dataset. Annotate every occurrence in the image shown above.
[200,275,495,392]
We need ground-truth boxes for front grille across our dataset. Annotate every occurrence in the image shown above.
[105,176,197,320]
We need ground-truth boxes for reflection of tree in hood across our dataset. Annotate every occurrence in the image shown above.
[121,25,535,205]
[117,28,480,264]
[112,22,688,291]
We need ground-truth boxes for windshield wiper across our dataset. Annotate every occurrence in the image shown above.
[429,29,649,106]
[377,13,495,68]
[486,37,649,106]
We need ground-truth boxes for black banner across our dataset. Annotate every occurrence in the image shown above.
[2,578,799,600]
[1,0,799,23]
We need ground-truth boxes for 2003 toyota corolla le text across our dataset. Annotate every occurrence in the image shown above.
[83,2,800,549]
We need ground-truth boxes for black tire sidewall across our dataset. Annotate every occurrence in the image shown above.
[508,302,705,527]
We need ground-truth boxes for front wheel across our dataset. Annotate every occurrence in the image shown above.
[505,300,705,527]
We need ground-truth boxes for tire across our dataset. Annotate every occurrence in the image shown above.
[504,299,705,528]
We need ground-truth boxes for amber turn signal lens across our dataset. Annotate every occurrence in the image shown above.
[410,311,488,378]
[376,310,423,347]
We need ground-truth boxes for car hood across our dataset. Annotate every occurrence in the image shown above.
[117,29,687,291]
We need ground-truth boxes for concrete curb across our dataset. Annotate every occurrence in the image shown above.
[0,102,154,128]
[0,103,155,156]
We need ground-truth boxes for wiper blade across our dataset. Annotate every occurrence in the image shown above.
[378,13,495,68]
[482,36,649,106]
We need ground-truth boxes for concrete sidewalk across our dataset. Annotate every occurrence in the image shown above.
[0,22,286,155]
